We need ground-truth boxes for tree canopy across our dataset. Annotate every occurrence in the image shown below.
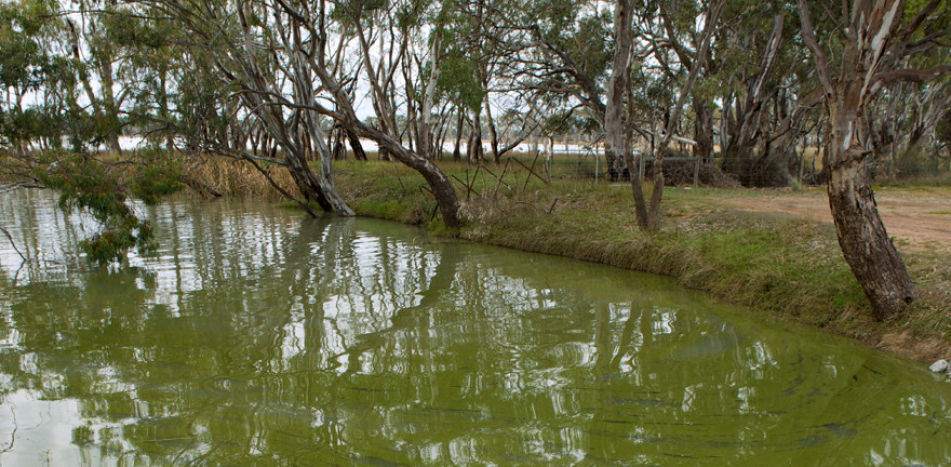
[1,0,949,318]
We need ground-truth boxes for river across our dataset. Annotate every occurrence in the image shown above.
[0,189,949,466]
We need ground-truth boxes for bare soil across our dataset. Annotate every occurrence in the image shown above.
[716,187,951,362]
[717,187,951,252]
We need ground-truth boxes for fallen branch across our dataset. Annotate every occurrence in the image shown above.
[450,174,485,200]
[514,155,549,190]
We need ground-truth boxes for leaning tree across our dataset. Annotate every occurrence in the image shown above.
[798,0,951,319]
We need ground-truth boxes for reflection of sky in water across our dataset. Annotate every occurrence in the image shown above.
[1,189,950,466]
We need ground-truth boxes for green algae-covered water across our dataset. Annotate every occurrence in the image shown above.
[0,189,949,467]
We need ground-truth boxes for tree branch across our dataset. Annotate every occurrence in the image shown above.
[798,0,835,97]
[874,65,951,84]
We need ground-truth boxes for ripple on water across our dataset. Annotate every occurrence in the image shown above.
[0,190,950,466]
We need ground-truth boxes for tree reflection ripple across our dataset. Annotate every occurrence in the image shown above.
[0,189,949,466]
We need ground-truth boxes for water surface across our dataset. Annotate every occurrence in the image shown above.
[0,189,949,466]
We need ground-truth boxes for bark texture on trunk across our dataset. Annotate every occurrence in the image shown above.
[827,147,916,318]
[604,0,633,182]
[469,111,484,163]
[358,122,461,228]
[822,70,916,320]
[485,97,501,163]
[452,112,464,162]
[693,99,714,165]
[347,130,368,161]
[624,86,649,229]
[796,0,935,319]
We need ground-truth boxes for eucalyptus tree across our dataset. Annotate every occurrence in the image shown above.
[103,6,187,152]
[325,5,464,225]
[437,0,491,162]
[365,0,459,161]
[798,0,951,318]
[710,3,808,184]
[144,0,464,226]
[512,0,611,122]
[0,0,73,155]
[436,38,483,161]
[602,0,635,184]
[334,0,402,159]
[606,0,725,231]
[864,80,950,177]
[904,82,951,154]
[136,0,355,216]
[651,0,719,163]
[865,26,951,177]
[501,0,611,167]
[413,0,443,159]
[62,1,137,156]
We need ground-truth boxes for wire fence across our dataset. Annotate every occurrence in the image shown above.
[506,145,848,188]
[504,147,703,189]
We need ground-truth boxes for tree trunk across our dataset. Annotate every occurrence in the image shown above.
[160,68,174,152]
[453,112,464,161]
[826,84,917,319]
[907,83,950,151]
[484,96,501,163]
[419,32,441,160]
[720,94,733,151]
[796,0,937,319]
[625,87,650,229]
[634,0,723,230]
[693,97,715,165]
[604,0,633,183]
[357,122,462,228]
[98,57,123,157]
[469,111,483,163]
[331,127,347,160]
[827,150,916,318]
[312,66,463,228]
[347,130,368,161]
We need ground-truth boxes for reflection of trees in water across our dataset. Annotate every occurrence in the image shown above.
[0,189,90,285]
[0,193,950,466]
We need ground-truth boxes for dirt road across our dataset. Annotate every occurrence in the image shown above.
[718,187,951,251]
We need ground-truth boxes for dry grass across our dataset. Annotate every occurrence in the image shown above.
[183,157,301,200]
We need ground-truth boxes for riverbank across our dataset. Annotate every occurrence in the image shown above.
[328,160,951,363]
[6,155,948,362]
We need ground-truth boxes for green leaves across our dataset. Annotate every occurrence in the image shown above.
[437,55,484,112]
[129,154,185,206]
[35,152,183,265]
[0,0,61,92]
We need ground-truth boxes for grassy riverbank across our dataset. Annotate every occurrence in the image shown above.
[6,153,947,361]
[330,160,951,363]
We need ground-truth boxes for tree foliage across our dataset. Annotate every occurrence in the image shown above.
[34,153,182,264]
[0,0,949,316]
